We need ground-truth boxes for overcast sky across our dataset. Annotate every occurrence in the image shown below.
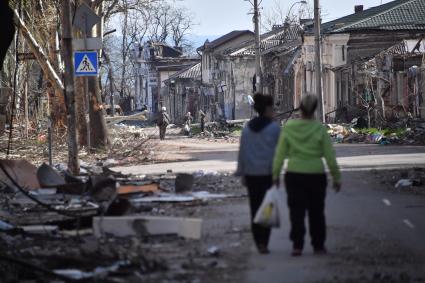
[178,0,394,36]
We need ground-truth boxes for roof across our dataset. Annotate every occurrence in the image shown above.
[229,25,302,56]
[332,37,425,71]
[156,63,196,72]
[165,63,201,83]
[197,30,254,52]
[379,38,425,55]
[321,0,425,34]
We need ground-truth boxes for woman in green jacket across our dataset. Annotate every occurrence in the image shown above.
[273,95,341,257]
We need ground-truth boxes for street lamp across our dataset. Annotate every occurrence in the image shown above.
[285,0,308,24]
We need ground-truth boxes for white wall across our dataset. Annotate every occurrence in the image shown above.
[300,33,350,113]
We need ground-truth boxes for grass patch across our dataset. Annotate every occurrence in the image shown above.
[355,128,407,137]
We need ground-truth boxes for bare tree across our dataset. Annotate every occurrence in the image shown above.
[262,0,313,31]
[170,7,195,48]
[102,0,195,103]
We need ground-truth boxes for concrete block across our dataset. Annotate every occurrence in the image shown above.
[93,216,202,240]
[21,225,58,233]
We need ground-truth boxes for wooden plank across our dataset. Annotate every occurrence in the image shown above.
[117,183,159,195]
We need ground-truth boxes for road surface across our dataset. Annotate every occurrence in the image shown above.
[113,138,425,175]
[112,138,425,282]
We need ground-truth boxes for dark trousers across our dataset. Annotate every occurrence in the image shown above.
[200,120,205,132]
[246,175,272,248]
[159,126,166,140]
[285,172,327,250]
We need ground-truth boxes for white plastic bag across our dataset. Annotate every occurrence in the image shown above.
[184,124,190,133]
[254,186,283,228]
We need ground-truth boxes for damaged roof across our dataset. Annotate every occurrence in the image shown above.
[197,30,254,52]
[379,38,425,55]
[165,63,201,82]
[322,0,425,33]
[229,25,302,56]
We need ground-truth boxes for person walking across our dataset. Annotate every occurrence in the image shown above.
[199,110,206,133]
[184,112,193,136]
[157,107,170,140]
[236,93,280,254]
[272,95,341,257]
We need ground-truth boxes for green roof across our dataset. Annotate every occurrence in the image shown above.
[322,0,425,34]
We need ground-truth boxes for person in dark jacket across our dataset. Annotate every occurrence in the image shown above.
[0,0,15,70]
[236,93,280,254]
[157,107,170,140]
[199,110,206,133]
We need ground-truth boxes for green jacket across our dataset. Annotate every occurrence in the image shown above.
[272,119,341,183]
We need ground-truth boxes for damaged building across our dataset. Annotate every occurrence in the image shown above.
[133,41,199,114]
[185,26,303,121]
[296,0,425,123]
[163,63,202,123]
[334,38,425,124]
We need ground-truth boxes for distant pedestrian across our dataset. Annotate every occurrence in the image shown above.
[236,93,280,254]
[184,112,193,136]
[273,95,341,257]
[157,107,170,140]
[199,110,206,132]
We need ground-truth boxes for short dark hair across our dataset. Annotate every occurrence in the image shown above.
[253,93,273,115]
[299,95,318,117]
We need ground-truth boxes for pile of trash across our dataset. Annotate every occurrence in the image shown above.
[0,159,239,281]
[327,119,425,145]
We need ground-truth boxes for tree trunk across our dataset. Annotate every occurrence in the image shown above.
[88,78,108,147]
[103,50,116,116]
[87,0,108,148]
[75,77,88,146]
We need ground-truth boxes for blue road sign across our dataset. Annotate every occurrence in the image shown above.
[74,51,98,76]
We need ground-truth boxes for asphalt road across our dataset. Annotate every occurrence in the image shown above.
[245,169,425,283]
[113,140,425,175]
[112,139,425,282]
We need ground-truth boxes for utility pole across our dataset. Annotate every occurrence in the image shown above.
[253,0,262,93]
[314,0,325,122]
[61,0,80,175]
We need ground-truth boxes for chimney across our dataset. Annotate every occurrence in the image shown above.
[355,5,364,13]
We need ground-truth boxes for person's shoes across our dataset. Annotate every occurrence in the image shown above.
[257,244,270,254]
[314,248,327,255]
[291,249,303,257]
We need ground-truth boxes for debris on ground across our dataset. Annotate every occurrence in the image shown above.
[373,167,425,195]
[395,179,414,188]
[0,160,248,282]
[327,119,425,145]
[192,120,244,143]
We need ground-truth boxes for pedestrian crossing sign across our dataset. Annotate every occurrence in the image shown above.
[74,51,98,76]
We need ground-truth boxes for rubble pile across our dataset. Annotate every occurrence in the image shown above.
[0,160,247,282]
[0,123,158,167]
[193,121,243,143]
[327,119,425,145]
